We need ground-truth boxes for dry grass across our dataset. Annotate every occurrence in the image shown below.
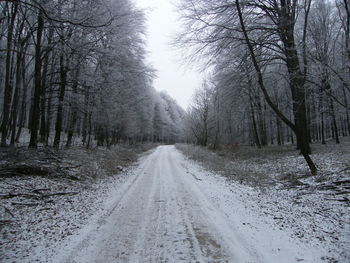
[176,139,350,189]
[176,141,350,262]
[0,143,157,262]
[0,143,157,181]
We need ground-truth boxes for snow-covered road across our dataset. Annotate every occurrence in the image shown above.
[52,146,324,263]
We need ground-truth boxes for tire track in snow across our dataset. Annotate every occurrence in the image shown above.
[51,146,261,263]
[55,148,161,263]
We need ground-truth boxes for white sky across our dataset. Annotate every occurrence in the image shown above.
[135,0,202,110]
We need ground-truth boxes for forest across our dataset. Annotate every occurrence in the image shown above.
[178,0,350,175]
[0,0,185,149]
[1,1,350,262]
[0,1,349,174]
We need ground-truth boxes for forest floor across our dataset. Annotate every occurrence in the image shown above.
[0,143,156,262]
[176,140,350,262]
[1,143,349,262]
[10,145,337,263]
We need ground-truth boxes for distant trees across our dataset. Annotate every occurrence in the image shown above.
[151,92,185,144]
[178,0,350,175]
[0,0,185,148]
[186,84,212,146]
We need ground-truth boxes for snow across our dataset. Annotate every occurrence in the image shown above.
[2,145,348,262]
[176,147,329,263]
[0,145,155,263]
[177,143,350,262]
[52,147,335,262]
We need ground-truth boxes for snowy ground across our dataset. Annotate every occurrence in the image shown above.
[177,141,350,262]
[0,144,155,262]
[1,144,348,262]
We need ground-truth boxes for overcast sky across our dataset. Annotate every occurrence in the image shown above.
[136,0,202,110]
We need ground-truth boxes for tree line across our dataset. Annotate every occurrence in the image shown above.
[178,0,350,174]
[0,0,185,149]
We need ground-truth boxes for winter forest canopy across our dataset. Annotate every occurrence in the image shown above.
[177,0,350,174]
[0,0,185,149]
[2,1,350,261]
[1,0,350,175]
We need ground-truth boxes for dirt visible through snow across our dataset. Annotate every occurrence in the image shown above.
[50,146,329,263]
[1,145,348,262]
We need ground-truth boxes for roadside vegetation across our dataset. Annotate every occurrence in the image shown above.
[176,141,350,261]
[0,1,183,261]
[0,143,156,262]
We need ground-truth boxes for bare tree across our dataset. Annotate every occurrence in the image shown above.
[176,0,319,174]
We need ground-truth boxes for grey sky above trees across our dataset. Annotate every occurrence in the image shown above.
[136,0,202,109]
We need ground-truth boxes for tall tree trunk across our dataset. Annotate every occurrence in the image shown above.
[342,0,350,136]
[343,86,350,135]
[15,54,27,143]
[269,111,274,145]
[86,112,92,149]
[249,96,261,148]
[39,29,53,142]
[45,85,52,146]
[1,3,18,147]
[53,54,67,149]
[10,43,23,146]
[82,85,89,145]
[306,86,312,143]
[10,15,27,146]
[235,0,317,174]
[66,68,80,147]
[257,96,267,146]
[277,116,282,145]
[278,0,313,166]
[6,42,17,139]
[45,53,57,146]
[310,89,318,142]
[29,10,44,148]
[329,94,340,144]
[319,87,326,144]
